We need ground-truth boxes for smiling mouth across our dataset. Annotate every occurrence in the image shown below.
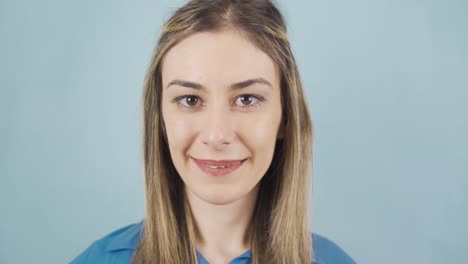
[204,164,232,169]
[191,157,247,176]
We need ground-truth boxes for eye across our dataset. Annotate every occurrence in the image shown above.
[234,94,263,110]
[174,95,202,109]
[172,94,264,112]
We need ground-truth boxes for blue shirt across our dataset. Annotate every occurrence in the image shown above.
[70,220,356,264]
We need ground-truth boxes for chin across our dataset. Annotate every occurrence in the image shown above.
[190,185,246,205]
[205,197,237,206]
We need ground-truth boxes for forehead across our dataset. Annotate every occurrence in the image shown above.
[161,29,279,87]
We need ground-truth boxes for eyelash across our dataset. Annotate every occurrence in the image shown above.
[172,94,265,112]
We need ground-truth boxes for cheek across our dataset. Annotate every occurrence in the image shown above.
[240,113,281,163]
[251,119,279,142]
[162,107,198,158]
[242,108,282,144]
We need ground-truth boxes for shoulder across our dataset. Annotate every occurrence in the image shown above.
[69,222,355,264]
[311,233,356,264]
[69,220,144,264]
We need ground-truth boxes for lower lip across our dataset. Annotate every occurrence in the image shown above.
[193,158,246,176]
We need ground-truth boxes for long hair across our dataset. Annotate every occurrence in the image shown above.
[132,0,314,263]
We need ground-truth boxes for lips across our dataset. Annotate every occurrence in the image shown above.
[192,157,246,176]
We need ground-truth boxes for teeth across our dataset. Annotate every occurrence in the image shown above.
[204,164,233,169]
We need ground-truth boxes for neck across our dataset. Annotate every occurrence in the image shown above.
[185,184,259,255]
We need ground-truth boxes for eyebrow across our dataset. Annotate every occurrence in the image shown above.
[166,78,272,90]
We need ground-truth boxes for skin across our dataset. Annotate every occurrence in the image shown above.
[161,28,282,264]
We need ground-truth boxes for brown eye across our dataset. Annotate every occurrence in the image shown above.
[174,95,201,110]
[233,94,263,111]
[235,95,260,107]
[185,96,198,107]
[239,95,252,105]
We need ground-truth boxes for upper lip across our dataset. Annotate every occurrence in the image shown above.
[191,157,246,166]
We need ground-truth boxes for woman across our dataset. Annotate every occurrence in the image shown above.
[71,0,356,263]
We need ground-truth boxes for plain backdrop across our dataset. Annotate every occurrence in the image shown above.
[1,0,467,263]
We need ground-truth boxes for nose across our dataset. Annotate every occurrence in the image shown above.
[199,105,235,150]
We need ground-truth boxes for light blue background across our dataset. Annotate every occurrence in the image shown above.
[1,0,467,263]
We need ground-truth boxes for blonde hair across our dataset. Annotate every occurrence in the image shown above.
[132,0,314,263]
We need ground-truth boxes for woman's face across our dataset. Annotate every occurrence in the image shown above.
[161,29,282,205]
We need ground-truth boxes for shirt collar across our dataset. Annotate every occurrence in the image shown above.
[105,220,315,263]
[105,220,144,252]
